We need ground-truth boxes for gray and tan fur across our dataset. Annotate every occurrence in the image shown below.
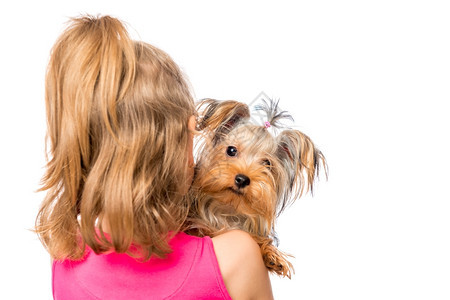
[185,98,327,278]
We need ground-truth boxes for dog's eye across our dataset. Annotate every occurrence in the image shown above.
[263,159,271,167]
[226,146,238,157]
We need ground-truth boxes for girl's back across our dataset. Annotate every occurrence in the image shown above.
[53,233,231,299]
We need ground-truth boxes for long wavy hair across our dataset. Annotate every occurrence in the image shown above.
[35,15,195,261]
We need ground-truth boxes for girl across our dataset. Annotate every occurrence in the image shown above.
[35,15,273,299]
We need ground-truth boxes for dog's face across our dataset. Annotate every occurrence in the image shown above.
[193,99,326,224]
[194,123,281,219]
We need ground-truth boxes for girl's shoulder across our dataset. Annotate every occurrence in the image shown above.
[212,230,274,300]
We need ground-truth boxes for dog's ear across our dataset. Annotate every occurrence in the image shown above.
[276,130,327,209]
[197,98,250,139]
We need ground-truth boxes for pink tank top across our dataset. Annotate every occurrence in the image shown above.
[52,232,232,299]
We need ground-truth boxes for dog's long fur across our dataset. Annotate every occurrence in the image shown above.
[185,98,327,278]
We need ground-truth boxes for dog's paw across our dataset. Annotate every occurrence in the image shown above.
[262,247,294,278]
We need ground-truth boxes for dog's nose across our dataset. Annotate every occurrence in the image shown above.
[235,174,250,188]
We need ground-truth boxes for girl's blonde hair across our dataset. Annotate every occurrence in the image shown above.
[35,15,195,261]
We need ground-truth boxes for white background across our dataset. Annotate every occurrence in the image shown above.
[1,1,449,299]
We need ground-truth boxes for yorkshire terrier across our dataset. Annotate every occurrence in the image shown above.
[186,98,327,278]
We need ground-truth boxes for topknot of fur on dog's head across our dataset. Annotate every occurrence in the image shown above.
[254,99,294,130]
